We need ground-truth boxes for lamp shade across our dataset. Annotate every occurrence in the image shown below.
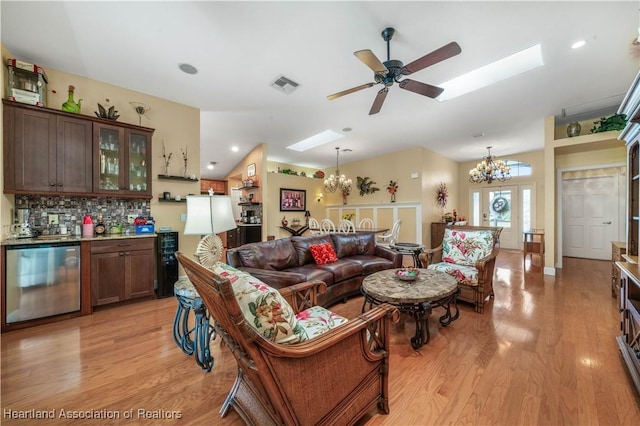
[184,195,237,235]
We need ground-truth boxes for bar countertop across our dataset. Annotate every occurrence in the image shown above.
[1,233,157,246]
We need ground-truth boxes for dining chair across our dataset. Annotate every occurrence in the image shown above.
[377,219,401,247]
[338,219,356,233]
[308,218,322,235]
[358,218,375,229]
[320,218,336,234]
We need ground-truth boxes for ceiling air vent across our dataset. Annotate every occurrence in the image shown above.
[271,76,300,95]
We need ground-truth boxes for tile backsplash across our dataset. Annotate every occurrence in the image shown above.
[15,195,151,234]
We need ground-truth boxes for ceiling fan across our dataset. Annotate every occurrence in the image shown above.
[327,27,461,115]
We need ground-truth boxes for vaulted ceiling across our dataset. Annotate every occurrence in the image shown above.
[2,1,638,179]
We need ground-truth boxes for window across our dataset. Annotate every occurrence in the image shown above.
[505,160,532,177]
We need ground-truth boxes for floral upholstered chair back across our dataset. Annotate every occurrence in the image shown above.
[442,229,494,266]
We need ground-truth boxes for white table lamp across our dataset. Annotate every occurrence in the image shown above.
[184,194,237,268]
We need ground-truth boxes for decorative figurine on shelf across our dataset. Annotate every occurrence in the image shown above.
[282,216,288,227]
[61,85,82,114]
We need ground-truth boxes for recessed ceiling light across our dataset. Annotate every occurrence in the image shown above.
[571,40,586,49]
[178,63,198,75]
[231,146,239,152]
[207,161,217,170]
[342,127,352,132]
[286,130,345,152]
[436,44,544,102]
[473,132,485,138]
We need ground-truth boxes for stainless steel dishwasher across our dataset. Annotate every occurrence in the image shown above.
[4,242,81,324]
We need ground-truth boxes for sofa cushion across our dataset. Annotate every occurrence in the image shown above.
[442,229,494,266]
[286,265,335,285]
[330,232,376,258]
[345,255,396,275]
[236,238,299,271]
[428,262,479,286]
[316,259,363,282]
[310,242,338,265]
[295,306,348,339]
[291,235,335,266]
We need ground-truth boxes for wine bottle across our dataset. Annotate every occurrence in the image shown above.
[95,214,106,236]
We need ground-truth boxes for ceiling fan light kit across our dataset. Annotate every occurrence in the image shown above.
[328,27,461,115]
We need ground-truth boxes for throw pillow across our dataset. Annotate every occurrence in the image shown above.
[309,242,338,265]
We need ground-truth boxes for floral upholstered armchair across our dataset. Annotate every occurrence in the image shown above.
[176,252,399,426]
[418,226,502,313]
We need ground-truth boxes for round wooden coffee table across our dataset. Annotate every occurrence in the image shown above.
[361,268,459,349]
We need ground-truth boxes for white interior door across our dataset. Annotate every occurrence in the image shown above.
[562,176,617,260]
[482,186,519,249]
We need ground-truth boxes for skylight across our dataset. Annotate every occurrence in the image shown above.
[286,130,344,152]
[436,44,544,102]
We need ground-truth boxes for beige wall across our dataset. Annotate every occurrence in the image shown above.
[335,147,461,247]
[458,149,546,229]
[420,148,460,247]
[266,172,325,239]
[1,45,202,262]
[544,115,624,272]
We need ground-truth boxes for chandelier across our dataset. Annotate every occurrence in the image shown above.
[469,146,511,184]
[323,147,352,193]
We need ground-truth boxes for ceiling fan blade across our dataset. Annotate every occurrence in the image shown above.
[399,79,444,98]
[327,82,376,100]
[354,50,388,74]
[369,87,389,115]
[400,42,462,76]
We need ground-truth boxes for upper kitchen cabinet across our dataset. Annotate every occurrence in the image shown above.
[200,179,227,194]
[3,100,92,194]
[3,101,154,198]
[94,123,152,197]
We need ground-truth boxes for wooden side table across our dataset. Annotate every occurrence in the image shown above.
[523,229,545,267]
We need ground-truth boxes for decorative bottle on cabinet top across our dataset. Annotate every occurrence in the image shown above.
[61,85,82,114]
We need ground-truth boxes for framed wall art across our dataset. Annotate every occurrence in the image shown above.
[280,188,306,212]
[247,163,256,177]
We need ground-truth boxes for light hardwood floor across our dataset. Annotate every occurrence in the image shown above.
[1,251,639,425]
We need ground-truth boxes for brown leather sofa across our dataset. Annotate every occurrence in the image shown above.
[226,233,402,307]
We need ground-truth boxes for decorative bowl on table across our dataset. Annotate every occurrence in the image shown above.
[395,267,420,281]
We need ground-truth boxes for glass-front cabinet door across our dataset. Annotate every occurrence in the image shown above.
[94,123,152,197]
[96,125,124,193]
[126,131,150,195]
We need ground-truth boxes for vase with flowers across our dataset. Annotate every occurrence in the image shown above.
[387,180,398,203]
[342,187,350,205]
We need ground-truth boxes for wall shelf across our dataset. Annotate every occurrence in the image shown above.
[238,202,261,206]
[158,174,198,182]
[159,198,186,203]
